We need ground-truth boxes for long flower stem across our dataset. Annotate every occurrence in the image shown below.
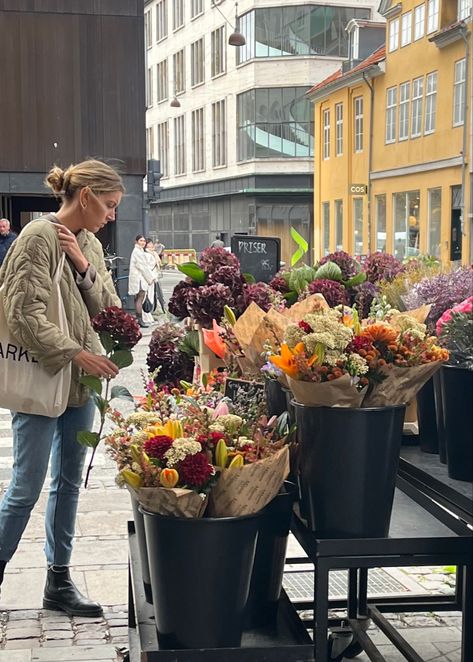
[84,378,110,488]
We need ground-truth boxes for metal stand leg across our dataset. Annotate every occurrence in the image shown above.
[128,559,136,630]
[348,568,359,619]
[461,564,472,662]
[315,560,330,662]
[358,568,368,617]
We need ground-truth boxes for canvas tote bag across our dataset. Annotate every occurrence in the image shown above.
[0,252,72,417]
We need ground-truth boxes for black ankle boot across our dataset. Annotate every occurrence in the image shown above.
[43,565,103,617]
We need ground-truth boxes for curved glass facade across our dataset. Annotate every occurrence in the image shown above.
[237,5,371,63]
[237,87,314,160]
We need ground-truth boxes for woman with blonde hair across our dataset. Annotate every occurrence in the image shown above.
[0,159,123,616]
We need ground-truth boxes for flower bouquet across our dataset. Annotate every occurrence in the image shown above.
[269,307,368,407]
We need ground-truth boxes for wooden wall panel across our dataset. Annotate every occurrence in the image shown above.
[0,3,145,175]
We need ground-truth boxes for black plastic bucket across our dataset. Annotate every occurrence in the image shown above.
[245,481,297,629]
[433,371,447,464]
[294,404,405,538]
[265,379,287,418]
[130,493,152,604]
[416,377,439,454]
[142,509,261,649]
[441,365,473,482]
[282,387,295,426]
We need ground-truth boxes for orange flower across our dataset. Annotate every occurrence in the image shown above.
[361,323,398,345]
[269,343,304,378]
[202,319,227,359]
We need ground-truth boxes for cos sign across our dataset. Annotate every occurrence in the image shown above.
[349,184,368,195]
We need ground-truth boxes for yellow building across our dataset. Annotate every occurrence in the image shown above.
[309,1,472,265]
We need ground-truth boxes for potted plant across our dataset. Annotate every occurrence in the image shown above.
[437,297,473,481]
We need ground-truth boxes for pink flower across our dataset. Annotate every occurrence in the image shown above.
[212,400,230,418]
[436,297,473,336]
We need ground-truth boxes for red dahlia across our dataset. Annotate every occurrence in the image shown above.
[177,452,213,489]
[143,435,173,460]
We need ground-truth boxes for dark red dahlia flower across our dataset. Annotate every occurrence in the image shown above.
[91,306,141,349]
[298,321,313,333]
[308,279,349,307]
[144,435,174,460]
[177,452,214,489]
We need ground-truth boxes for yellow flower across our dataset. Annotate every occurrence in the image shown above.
[159,468,179,488]
[145,419,183,439]
[120,469,142,489]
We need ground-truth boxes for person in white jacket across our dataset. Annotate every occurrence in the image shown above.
[128,235,156,327]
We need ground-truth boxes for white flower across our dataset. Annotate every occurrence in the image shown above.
[165,438,202,466]
[130,431,149,445]
[126,412,162,428]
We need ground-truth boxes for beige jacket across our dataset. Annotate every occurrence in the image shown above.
[0,217,120,407]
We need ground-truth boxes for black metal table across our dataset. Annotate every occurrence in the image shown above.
[291,456,473,662]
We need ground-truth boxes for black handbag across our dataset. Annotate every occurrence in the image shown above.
[142,294,154,313]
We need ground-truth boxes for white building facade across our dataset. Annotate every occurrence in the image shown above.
[144,0,382,262]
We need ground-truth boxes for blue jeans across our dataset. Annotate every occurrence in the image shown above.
[0,399,94,566]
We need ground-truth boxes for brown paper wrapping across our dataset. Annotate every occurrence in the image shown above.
[287,375,366,408]
[207,446,290,517]
[362,361,443,408]
[233,302,266,348]
[282,293,329,321]
[277,373,290,388]
[135,486,208,518]
[395,304,432,324]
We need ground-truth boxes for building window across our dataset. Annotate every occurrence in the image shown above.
[322,202,330,255]
[458,0,472,20]
[351,27,359,60]
[401,12,412,47]
[428,188,441,258]
[211,26,226,78]
[375,195,386,251]
[354,97,363,152]
[157,121,169,177]
[191,0,203,19]
[173,0,184,31]
[453,59,466,126]
[237,6,371,64]
[385,87,397,143]
[335,103,343,156]
[389,18,399,52]
[414,4,425,40]
[427,0,439,34]
[156,0,168,41]
[173,49,185,94]
[424,71,437,134]
[156,60,168,103]
[145,10,152,49]
[237,87,314,160]
[174,115,186,175]
[411,77,423,138]
[212,99,227,167]
[191,37,205,86]
[146,66,153,108]
[353,197,364,255]
[192,108,205,172]
[335,199,343,250]
[146,126,154,158]
[393,190,420,260]
[323,109,330,160]
[399,82,410,141]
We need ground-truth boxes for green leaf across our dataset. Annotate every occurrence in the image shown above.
[288,267,313,294]
[92,392,108,416]
[178,262,206,284]
[179,330,200,357]
[110,349,134,369]
[290,227,309,267]
[77,431,100,448]
[99,331,115,354]
[110,385,134,402]
[313,261,343,282]
[343,272,367,288]
[283,291,298,306]
[202,373,208,387]
[79,375,103,395]
[243,273,256,284]
[180,380,193,390]
[223,305,237,326]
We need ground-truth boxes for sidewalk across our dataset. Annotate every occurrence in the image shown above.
[0,324,463,661]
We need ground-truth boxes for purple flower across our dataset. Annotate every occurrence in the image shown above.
[199,247,240,274]
[168,280,194,320]
[269,273,290,294]
[243,282,278,312]
[146,322,194,387]
[308,279,349,307]
[91,307,141,349]
[318,251,360,281]
[402,267,473,328]
[207,265,245,298]
[186,283,233,328]
[363,252,405,284]
[351,281,378,319]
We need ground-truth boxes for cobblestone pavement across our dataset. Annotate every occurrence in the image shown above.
[0,293,464,660]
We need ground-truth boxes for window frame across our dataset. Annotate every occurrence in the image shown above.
[335,103,343,157]
[156,0,168,42]
[411,76,424,138]
[427,187,442,259]
[354,96,363,153]
[385,86,397,144]
[173,49,185,95]
[458,0,471,21]
[156,59,168,103]
[211,25,226,78]
[145,10,152,49]
[173,114,186,176]
[157,121,169,178]
[190,0,204,20]
[389,18,400,52]
[172,0,184,32]
[323,108,330,160]
[191,37,205,87]
[375,194,387,252]
[212,99,227,168]
[322,201,330,255]
[191,107,205,173]
[399,81,410,141]
[401,11,412,47]
[335,199,343,251]
[424,71,437,135]
[146,66,154,108]
[453,58,466,127]
[427,0,439,34]
[414,4,425,40]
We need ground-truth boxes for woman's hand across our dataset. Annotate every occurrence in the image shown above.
[72,350,120,380]
[54,224,89,273]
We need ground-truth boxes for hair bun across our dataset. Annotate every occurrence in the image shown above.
[45,165,65,194]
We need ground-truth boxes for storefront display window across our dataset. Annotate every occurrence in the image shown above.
[393,190,420,260]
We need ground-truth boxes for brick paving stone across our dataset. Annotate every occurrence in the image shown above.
[0,650,32,662]
[107,625,128,637]
[7,611,40,621]
[43,630,74,640]
[6,628,41,640]
[41,640,74,647]
[74,631,107,641]
[31,644,118,660]
[6,620,40,630]
[72,617,105,626]
[4,640,41,649]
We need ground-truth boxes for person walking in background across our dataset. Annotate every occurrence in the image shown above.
[145,238,166,315]
[128,234,156,328]
[0,218,17,266]
[0,159,123,616]
[210,234,224,248]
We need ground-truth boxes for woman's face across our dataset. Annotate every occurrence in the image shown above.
[136,237,146,248]
[80,189,122,234]
[146,241,154,251]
